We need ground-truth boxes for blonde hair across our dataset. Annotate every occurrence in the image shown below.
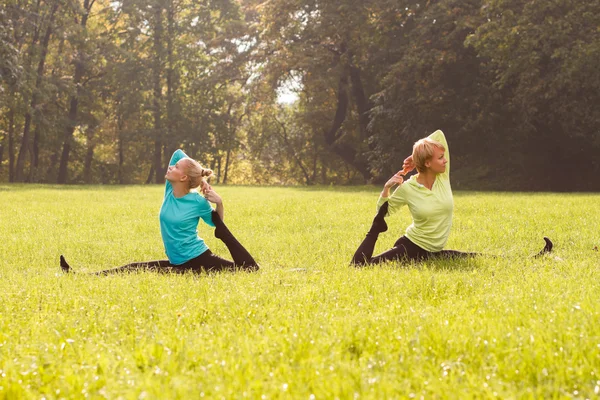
[412,138,445,173]
[182,158,213,189]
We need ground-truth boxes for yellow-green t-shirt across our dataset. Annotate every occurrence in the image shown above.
[376,130,453,252]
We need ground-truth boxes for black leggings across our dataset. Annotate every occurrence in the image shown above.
[93,249,245,275]
[351,234,479,266]
[64,211,258,275]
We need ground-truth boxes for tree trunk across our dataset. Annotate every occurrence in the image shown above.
[29,124,42,182]
[83,147,94,183]
[15,6,43,182]
[0,138,4,175]
[7,108,16,182]
[216,156,222,184]
[152,4,164,184]
[46,151,59,182]
[349,65,371,141]
[15,113,32,182]
[311,132,319,184]
[58,95,79,183]
[273,116,311,185]
[30,1,59,182]
[57,0,93,184]
[145,165,155,184]
[210,159,217,183]
[323,72,371,181]
[117,117,125,184]
[83,126,96,183]
[118,138,124,184]
[223,149,231,184]
[324,73,348,146]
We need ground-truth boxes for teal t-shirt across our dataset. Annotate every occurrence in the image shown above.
[377,130,453,252]
[159,150,215,265]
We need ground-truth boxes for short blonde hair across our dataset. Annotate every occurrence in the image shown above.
[182,158,213,189]
[412,138,445,173]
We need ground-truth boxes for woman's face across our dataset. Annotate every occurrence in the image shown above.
[165,159,189,183]
[426,147,447,174]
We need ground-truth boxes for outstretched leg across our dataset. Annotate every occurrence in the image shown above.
[351,202,390,265]
[434,236,552,260]
[433,250,481,259]
[211,211,259,271]
[94,259,173,275]
[60,255,172,275]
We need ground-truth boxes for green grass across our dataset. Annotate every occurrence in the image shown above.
[0,184,599,399]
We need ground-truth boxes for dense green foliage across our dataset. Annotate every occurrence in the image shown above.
[1,0,599,189]
[1,185,599,397]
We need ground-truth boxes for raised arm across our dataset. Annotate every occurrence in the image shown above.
[428,130,449,179]
[165,149,188,195]
[169,149,188,167]
[380,172,403,199]
[377,183,407,217]
[204,189,224,221]
[376,169,409,217]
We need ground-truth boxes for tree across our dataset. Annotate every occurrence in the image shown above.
[467,0,600,189]
[57,0,97,183]
[246,0,403,182]
[0,3,21,178]
[14,0,60,182]
[369,0,488,181]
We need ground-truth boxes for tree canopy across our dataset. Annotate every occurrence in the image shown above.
[1,0,598,189]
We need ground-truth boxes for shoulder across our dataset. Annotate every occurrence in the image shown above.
[194,192,213,209]
[404,175,421,190]
[391,179,411,199]
[395,176,422,196]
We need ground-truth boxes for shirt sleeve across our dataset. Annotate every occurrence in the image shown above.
[428,129,449,180]
[165,149,189,196]
[197,196,216,228]
[169,149,188,167]
[376,185,407,217]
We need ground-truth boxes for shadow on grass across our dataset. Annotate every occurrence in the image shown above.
[355,256,489,273]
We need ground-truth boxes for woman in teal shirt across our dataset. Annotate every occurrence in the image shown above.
[351,130,552,265]
[60,149,258,274]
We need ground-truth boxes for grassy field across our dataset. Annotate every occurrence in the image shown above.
[0,184,599,399]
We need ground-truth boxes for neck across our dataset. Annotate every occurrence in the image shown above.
[172,182,190,198]
[416,170,437,190]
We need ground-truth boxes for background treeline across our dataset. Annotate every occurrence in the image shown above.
[1,0,598,190]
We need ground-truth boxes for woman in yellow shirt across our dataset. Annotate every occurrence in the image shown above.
[351,130,552,265]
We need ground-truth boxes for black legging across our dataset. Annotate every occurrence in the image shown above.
[351,202,552,266]
[351,234,479,266]
[91,249,247,275]
[61,211,258,274]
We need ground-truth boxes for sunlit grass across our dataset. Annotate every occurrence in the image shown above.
[0,184,599,398]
